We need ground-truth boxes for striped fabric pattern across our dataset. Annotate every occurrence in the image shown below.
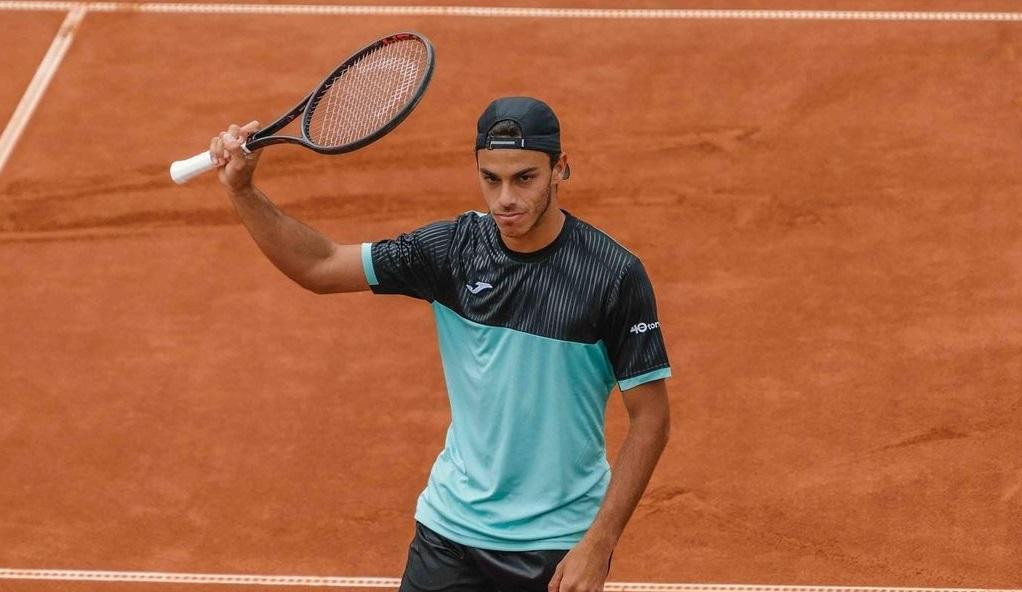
[368,210,670,384]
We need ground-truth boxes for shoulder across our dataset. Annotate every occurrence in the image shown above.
[402,211,485,246]
[393,211,493,263]
[450,210,491,233]
[445,209,498,249]
[566,213,641,276]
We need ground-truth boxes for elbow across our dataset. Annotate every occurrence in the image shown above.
[293,272,334,295]
[654,408,671,450]
[658,417,671,449]
[302,279,336,295]
[294,261,341,294]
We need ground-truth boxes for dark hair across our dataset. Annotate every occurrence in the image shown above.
[485,119,560,169]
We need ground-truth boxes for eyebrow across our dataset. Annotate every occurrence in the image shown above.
[480,167,540,177]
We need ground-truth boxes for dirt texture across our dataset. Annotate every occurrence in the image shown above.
[1,4,1020,590]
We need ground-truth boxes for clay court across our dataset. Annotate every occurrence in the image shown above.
[1,1,1020,590]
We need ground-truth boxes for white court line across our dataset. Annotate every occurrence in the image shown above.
[0,1,1020,20]
[1,569,1019,591]
[0,5,85,176]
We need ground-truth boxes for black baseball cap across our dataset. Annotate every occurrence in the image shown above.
[475,96,570,179]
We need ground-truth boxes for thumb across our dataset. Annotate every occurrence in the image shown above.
[238,120,260,141]
[547,560,565,592]
[223,132,259,165]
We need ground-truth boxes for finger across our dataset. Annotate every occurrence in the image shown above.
[226,125,243,155]
[224,131,245,160]
[547,562,564,592]
[216,130,232,163]
[224,133,245,162]
[209,135,220,167]
[239,120,260,140]
[213,132,229,167]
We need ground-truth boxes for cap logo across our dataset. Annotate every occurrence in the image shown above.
[486,138,525,150]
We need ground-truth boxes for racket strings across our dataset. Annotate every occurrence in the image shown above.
[307,38,430,148]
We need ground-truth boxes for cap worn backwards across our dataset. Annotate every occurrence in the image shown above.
[475,96,570,179]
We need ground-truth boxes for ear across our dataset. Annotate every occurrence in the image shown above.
[552,153,569,183]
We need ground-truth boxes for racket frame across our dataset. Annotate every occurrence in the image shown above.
[243,32,435,155]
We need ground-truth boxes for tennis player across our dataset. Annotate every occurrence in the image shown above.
[210,97,672,592]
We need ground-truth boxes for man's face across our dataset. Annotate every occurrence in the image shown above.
[476,148,564,240]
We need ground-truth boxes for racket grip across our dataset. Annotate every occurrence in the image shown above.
[169,150,216,184]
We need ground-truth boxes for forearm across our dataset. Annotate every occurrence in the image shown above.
[584,415,669,552]
[227,184,339,290]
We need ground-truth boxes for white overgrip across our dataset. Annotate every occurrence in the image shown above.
[169,150,215,184]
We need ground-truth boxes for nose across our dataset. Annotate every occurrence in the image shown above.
[497,181,517,210]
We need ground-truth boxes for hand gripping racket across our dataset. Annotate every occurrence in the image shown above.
[170,32,435,184]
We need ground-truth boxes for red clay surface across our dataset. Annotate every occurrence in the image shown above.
[1,3,1021,591]
[0,12,64,129]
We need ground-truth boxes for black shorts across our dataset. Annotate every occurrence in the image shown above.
[398,521,572,592]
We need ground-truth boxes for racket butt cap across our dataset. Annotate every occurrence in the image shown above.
[170,150,215,184]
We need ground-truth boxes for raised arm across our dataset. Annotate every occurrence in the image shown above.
[211,122,368,294]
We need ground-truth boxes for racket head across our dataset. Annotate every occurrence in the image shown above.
[296,32,435,154]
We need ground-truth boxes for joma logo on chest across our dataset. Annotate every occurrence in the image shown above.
[466,281,493,294]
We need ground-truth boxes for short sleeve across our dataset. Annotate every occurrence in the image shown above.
[602,259,671,390]
[363,221,454,301]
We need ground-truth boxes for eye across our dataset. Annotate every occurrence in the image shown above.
[483,174,499,184]
[517,174,534,183]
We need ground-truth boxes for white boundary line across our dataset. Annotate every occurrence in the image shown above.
[0,569,1019,591]
[0,5,85,176]
[0,1,1020,20]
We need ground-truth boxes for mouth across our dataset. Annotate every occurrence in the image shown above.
[494,212,525,223]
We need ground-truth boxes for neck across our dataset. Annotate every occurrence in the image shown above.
[502,205,565,253]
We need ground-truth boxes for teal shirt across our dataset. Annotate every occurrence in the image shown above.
[363,212,670,550]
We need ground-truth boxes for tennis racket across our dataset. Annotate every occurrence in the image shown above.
[170,32,435,184]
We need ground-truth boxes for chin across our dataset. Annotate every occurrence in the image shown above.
[497,225,524,238]
[500,217,536,235]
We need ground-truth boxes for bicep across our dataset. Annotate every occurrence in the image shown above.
[305,243,370,294]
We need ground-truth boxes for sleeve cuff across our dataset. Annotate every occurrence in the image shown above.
[618,367,672,391]
[361,242,379,287]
